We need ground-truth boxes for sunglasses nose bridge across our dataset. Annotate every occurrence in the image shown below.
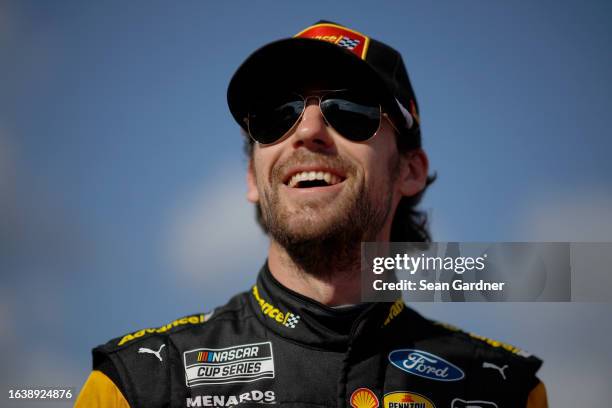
[302,95,330,126]
[300,95,329,126]
[291,96,334,148]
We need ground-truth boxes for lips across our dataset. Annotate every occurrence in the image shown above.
[287,171,343,188]
[283,168,346,189]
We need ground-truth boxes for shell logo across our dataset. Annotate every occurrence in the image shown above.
[350,387,379,408]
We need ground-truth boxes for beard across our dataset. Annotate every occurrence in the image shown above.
[256,150,399,279]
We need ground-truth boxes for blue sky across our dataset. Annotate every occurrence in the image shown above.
[1,0,611,405]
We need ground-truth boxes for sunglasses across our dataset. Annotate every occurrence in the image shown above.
[244,89,399,145]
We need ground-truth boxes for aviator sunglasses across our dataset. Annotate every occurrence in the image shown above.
[244,89,400,145]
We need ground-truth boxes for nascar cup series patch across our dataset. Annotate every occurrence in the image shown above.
[388,349,464,382]
[183,342,274,387]
[294,22,370,60]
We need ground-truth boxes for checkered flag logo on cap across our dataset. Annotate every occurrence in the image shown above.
[284,313,301,329]
[337,37,360,50]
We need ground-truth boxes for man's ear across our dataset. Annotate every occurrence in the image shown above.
[398,149,429,197]
[246,159,260,203]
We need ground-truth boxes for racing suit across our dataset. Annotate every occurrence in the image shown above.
[75,263,548,407]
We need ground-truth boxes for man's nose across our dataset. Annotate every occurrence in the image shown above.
[291,99,334,150]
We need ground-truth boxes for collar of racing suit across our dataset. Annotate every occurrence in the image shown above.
[247,262,406,351]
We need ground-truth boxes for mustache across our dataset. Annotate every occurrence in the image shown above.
[271,150,355,183]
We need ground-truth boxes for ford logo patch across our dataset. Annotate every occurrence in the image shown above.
[388,349,465,381]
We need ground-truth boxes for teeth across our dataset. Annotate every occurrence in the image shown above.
[288,171,343,188]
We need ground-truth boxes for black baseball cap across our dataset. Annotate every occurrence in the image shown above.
[227,20,421,144]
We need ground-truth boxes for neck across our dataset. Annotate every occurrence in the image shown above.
[267,223,392,306]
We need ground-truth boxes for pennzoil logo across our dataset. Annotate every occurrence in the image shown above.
[384,391,436,408]
[117,313,212,346]
[350,388,379,408]
[294,23,370,60]
[252,285,301,329]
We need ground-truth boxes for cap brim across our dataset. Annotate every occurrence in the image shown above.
[227,38,401,131]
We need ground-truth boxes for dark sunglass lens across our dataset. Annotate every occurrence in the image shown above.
[320,92,380,141]
[248,95,304,144]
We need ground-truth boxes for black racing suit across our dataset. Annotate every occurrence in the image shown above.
[76,263,546,407]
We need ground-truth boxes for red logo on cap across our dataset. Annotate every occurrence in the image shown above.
[294,23,370,60]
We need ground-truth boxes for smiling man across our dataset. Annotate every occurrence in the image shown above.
[75,21,547,408]
[244,90,425,305]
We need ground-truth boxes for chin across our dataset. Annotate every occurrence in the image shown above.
[283,220,336,241]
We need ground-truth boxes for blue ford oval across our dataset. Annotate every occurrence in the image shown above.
[388,349,465,381]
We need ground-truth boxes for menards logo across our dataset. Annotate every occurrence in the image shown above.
[252,286,301,329]
[117,313,210,346]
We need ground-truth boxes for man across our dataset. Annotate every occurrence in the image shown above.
[75,21,548,408]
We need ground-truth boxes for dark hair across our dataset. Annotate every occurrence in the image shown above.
[243,126,436,242]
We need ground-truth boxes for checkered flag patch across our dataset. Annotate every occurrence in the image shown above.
[337,37,360,50]
[284,313,300,329]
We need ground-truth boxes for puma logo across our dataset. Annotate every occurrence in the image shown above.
[138,344,166,362]
[482,361,508,380]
